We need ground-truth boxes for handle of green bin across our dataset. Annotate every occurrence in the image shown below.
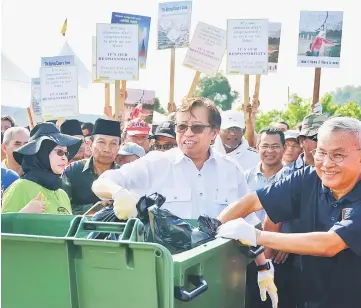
[247,245,265,258]
[74,217,145,242]
[174,275,208,302]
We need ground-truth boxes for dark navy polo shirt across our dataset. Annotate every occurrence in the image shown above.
[257,166,361,308]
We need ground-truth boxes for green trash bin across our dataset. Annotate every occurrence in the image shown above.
[71,216,253,308]
[1,213,82,308]
[2,214,256,308]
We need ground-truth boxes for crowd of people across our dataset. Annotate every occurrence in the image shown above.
[1,96,360,308]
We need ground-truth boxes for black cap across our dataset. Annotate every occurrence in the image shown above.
[60,119,83,136]
[46,120,57,125]
[154,121,176,139]
[92,118,121,138]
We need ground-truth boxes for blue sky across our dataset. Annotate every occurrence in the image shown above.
[2,0,360,115]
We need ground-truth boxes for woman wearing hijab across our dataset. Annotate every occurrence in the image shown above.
[2,123,81,214]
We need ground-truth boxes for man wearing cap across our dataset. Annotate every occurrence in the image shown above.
[115,142,145,166]
[62,119,121,215]
[288,113,327,172]
[123,118,151,153]
[213,110,260,171]
[151,121,177,152]
[283,130,303,167]
[60,119,85,163]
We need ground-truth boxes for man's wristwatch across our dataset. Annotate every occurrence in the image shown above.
[256,261,271,272]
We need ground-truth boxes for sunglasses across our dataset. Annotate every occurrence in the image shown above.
[53,149,69,157]
[154,143,177,151]
[175,124,211,134]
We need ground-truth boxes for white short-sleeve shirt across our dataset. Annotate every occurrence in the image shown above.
[99,147,258,223]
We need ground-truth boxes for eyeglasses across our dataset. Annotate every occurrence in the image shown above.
[259,144,283,151]
[175,124,211,134]
[53,149,69,157]
[311,148,361,163]
[224,127,243,134]
[154,143,177,151]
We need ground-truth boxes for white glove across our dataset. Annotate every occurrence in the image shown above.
[258,260,278,308]
[112,188,138,220]
[217,218,257,246]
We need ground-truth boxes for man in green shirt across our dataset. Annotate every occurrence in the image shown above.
[62,119,121,214]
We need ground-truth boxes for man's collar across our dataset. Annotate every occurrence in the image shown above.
[82,157,117,173]
[173,147,216,165]
[321,180,361,202]
[255,162,263,175]
[82,157,94,172]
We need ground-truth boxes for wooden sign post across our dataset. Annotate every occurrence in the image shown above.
[244,75,250,106]
[105,84,110,108]
[312,68,321,109]
[26,107,35,129]
[254,74,261,102]
[187,71,201,98]
[168,48,177,113]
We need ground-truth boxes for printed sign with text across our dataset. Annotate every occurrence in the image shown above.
[41,55,74,67]
[158,1,192,49]
[227,19,269,75]
[111,12,151,69]
[297,11,343,68]
[183,22,226,75]
[268,22,282,72]
[31,78,41,116]
[96,23,139,81]
[40,65,79,120]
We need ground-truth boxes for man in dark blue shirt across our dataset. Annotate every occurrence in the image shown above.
[217,117,361,308]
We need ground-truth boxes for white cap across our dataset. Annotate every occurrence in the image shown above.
[221,110,245,129]
[284,130,299,140]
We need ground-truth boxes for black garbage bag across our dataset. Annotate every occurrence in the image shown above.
[87,205,125,240]
[87,193,166,240]
[147,206,222,254]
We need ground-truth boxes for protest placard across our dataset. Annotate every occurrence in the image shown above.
[227,19,269,75]
[111,12,151,69]
[297,11,343,68]
[268,22,282,72]
[158,1,192,49]
[92,36,114,84]
[31,78,41,117]
[183,21,226,76]
[96,23,139,81]
[40,65,79,120]
[124,89,155,125]
[41,55,74,67]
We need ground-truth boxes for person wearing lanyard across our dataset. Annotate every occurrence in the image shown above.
[92,97,278,307]
[217,116,361,308]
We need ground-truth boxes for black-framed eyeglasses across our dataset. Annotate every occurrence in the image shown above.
[53,149,69,157]
[153,143,178,151]
[175,124,211,134]
[311,148,361,163]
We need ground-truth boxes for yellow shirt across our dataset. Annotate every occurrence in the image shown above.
[2,179,72,214]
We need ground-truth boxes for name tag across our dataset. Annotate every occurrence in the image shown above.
[342,208,353,220]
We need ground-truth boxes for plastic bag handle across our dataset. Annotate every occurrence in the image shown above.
[174,275,208,302]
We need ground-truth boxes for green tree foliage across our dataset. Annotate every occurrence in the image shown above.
[330,85,361,106]
[195,73,239,111]
[255,93,361,132]
[154,97,166,114]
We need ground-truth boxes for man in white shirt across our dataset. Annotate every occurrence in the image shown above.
[213,110,260,170]
[92,97,278,307]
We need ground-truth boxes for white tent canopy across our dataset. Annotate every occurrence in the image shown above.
[59,41,91,89]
